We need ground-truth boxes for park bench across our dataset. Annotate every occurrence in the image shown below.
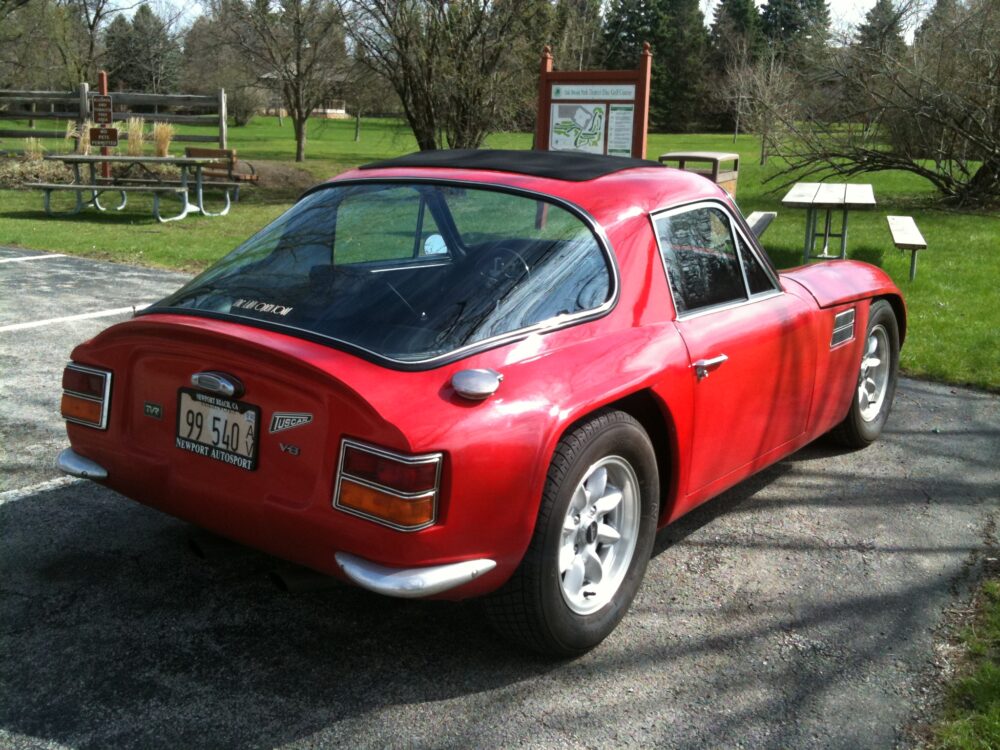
[184,147,257,200]
[745,211,777,239]
[23,182,190,222]
[886,215,927,281]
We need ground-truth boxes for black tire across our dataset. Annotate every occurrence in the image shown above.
[832,299,900,448]
[484,409,659,656]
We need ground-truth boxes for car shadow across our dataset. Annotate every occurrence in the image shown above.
[0,480,560,749]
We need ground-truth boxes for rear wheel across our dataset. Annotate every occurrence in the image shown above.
[833,299,900,448]
[484,409,659,656]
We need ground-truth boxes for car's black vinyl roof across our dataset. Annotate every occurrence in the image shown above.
[360,149,664,182]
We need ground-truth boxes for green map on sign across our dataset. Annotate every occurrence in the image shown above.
[553,105,604,148]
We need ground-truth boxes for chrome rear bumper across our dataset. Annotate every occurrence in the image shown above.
[56,448,108,480]
[334,552,496,598]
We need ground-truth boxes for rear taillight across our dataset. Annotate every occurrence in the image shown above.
[61,363,112,429]
[334,439,442,531]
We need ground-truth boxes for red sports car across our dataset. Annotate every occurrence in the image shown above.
[57,150,904,655]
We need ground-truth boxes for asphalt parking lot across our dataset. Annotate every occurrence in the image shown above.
[1,246,998,749]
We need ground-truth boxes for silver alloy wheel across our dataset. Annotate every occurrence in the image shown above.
[858,324,890,422]
[558,456,640,615]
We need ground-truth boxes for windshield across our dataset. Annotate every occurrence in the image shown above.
[150,182,613,364]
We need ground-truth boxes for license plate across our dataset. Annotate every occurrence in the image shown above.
[175,389,259,471]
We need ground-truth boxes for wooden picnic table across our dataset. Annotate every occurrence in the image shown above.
[781,182,876,263]
[28,154,233,222]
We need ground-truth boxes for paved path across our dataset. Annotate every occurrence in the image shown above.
[1,248,997,749]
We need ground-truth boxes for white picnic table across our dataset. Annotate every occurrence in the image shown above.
[29,154,231,222]
[781,182,877,263]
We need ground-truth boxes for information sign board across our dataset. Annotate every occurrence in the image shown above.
[535,45,651,159]
[92,95,113,125]
[90,126,118,148]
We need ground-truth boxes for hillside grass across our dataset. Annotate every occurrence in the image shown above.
[0,116,997,390]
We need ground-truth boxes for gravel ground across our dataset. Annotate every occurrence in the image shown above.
[1,247,997,749]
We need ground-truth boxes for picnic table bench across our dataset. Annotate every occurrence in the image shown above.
[745,211,777,239]
[886,215,927,281]
[23,154,232,222]
[185,147,257,200]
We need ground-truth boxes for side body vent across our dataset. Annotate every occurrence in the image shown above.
[831,308,856,348]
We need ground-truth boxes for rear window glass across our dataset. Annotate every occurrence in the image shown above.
[150,183,613,363]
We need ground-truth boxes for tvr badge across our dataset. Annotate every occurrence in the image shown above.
[269,412,313,434]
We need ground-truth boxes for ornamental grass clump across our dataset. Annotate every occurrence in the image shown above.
[126,117,146,156]
[22,137,45,160]
[65,120,92,154]
[152,122,174,157]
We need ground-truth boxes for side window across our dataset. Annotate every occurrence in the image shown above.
[737,232,777,295]
[654,206,748,313]
[334,187,444,265]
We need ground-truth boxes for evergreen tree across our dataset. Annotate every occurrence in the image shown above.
[800,0,830,43]
[602,0,658,70]
[916,0,958,42]
[103,14,135,90]
[710,0,764,66]
[129,5,181,93]
[854,0,907,60]
[102,6,181,93]
[761,0,804,49]
[652,0,708,131]
[761,0,829,60]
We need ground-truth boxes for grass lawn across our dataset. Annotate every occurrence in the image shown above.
[931,577,1000,749]
[1,116,997,390]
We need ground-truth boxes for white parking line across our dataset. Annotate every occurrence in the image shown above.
[0,304,149,333]
[0,254,67,264]
[0,476,81,506]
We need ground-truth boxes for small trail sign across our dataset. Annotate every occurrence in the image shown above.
[535,44,652,159]
[92,95,113,125]
[90,126,118,147]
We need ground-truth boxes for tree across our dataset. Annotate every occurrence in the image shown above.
[345,0,547,150]
[103,6,181,92]
[602,0,657,71]
[761,0,829,62]
[854,0,906,60]
[725,47,799,163]
[710,0,764,68]
[771,0,1000,205]
[182,15,264,126]
[553,0,602,71]
[651,0,708,131]
[223,0,347,161]
[603,0,708,132]
[52,0,139,84]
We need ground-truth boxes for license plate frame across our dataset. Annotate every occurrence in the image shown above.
[175,388,260,471]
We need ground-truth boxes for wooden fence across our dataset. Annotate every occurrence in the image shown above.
[0,84,227,148]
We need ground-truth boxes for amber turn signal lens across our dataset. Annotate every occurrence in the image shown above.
[338,479,435,529]
[61,393,103,426]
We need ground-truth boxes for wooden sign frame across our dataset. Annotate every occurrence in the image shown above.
[535,43,652,159]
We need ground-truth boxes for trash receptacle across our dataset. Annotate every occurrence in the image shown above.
[658,151,740,195]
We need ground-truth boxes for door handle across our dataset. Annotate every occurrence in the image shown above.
[693,354,728,381]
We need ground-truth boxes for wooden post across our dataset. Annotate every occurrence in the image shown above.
[534,46,553,151]
[98,71,110,179]
[633,42,652,160]
[77,82,89,153]
[218,88,228,148]
[28,101,36,129]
